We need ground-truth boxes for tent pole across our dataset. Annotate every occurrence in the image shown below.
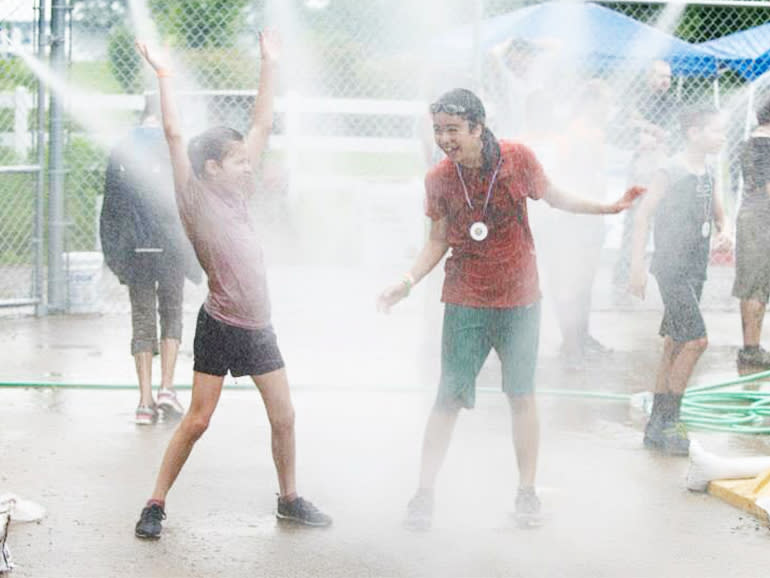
[745,83,756,140]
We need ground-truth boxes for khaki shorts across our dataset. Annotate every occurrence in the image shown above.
[733,210,770,304]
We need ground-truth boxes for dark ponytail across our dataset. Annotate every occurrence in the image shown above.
[480,126,501,174]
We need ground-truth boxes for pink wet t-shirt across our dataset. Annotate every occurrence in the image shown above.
[176,175,271,330]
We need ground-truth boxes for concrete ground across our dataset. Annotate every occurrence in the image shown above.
[2,263,770,577]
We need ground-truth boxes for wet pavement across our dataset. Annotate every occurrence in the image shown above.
[2,262,770,577]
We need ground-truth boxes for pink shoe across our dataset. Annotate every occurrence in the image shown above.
[135,404,158,425]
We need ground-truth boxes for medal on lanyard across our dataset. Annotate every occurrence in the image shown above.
[455,156,504,242]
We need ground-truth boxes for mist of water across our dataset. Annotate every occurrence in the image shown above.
[2,30,124,150]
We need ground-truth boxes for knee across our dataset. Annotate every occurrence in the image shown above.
[270,407,295,435]
[181,413,211,441]
[509,394,537,415]
[686,337,708,353]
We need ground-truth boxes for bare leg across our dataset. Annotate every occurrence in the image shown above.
[252,368,296,499]
[134,351,154,407]
[508,394,539,488]
[654,336,680,394]
[668,337,708,395]
[417,406,460,490]
[159,338,180,390]
[740,299,766,348]
[150,371,225,501]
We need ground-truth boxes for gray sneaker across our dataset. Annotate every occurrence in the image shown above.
[514,487,542,528]
[404,489,433,531]
[737,347,770,369]
[276,496,332,527]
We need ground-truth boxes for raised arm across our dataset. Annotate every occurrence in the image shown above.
[245,30,280,166]
[377,218,450,313]
[135,42,191,191]
[543,182,645,215]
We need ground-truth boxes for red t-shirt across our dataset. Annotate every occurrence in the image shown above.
[176,176,271,330]
[425,140,549,308]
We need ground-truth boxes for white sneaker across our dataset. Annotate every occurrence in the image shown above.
[135,404,158,425]
[157,388,184,418]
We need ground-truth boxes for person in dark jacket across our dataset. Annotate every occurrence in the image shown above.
[101,96,200,425]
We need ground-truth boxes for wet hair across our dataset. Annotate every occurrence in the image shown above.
[678,103,719,139]
[187,126,244,178]
[430,88,501,172]
[756,91,770,126]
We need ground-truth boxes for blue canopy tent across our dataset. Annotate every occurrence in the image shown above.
[699,23,770,138]
[699,22,770,81]
[432,1,718,78]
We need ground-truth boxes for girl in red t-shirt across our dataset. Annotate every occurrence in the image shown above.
[378,88,642,530]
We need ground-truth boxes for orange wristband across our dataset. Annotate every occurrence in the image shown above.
[156,68,171,78]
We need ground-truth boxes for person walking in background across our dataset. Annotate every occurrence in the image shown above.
[733,94,770,370]
[613,60,679,290]
[378,88,643,530]
[537,79,614,365]
[100,96,201,425]
[132,31,331,540]
[629,104,731,456]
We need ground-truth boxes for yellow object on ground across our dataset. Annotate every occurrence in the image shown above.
[708,469,770,522]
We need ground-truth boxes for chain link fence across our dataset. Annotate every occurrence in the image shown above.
[0,0,42,308]
[2,0,770,315]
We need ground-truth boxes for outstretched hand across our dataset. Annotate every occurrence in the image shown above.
[135,41,168,72]
[259,29,281,63]
[608,185,645,214]
[377,283,409,314]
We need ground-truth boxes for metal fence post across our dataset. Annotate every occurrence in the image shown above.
[35,0,48,316]
[47,0,66,312]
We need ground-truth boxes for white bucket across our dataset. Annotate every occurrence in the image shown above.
[64,251,103,314]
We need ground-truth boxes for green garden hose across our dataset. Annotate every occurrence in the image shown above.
[3,370,770,434]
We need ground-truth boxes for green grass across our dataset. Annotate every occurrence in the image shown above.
[69,61,124,94]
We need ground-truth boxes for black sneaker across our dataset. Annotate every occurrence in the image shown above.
[276,496,332,527]
[660,423,690,457]
[737,347,770,369]
[404,489,433,531]
[643,417,665,450]
[514,487,542,528]
[135,503,165,540]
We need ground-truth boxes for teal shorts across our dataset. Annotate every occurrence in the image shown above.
[436,302,541,409]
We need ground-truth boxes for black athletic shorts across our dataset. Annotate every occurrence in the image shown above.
[193,306,285,377]
[655,275,706,343]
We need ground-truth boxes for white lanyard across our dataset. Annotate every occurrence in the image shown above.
[454,156,504,218]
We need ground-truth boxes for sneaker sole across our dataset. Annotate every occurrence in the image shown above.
[135,418,156,426]
[157,402,184,418]
[513,513,542,529]
[403,518,432,531]
[275,512,332,527]
[135,529,161,540]
[643,436,665,450]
